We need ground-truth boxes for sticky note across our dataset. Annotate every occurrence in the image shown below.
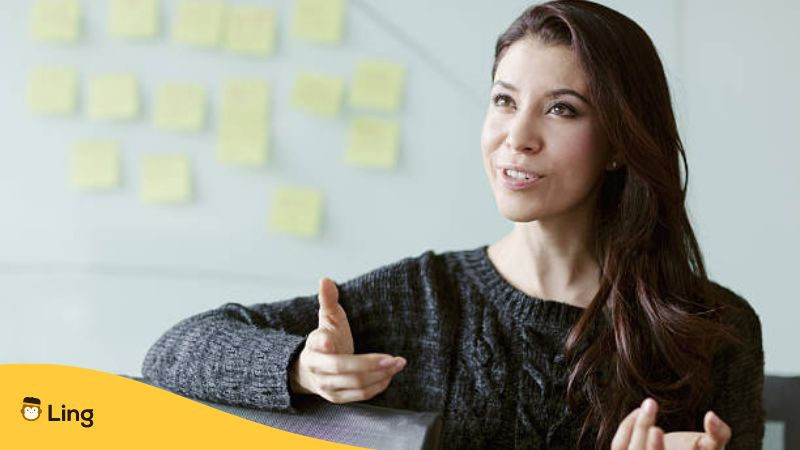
[270,186,323,238]
[349,60,405,111]
[217,79,269,165]
[291,0,345,43]
[109,0,159,39]
[154,84,206,131]
[172,0,225,47]
[290,72,344,117]
[30,0,81,42]
[26,67,77,115]
[87,74,139,120]
[345,117,400,169]
[223,5,276,55]
[70,141,120,190]
[140,154,192,203]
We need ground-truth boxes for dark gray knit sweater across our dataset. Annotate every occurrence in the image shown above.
[142,246,764,449]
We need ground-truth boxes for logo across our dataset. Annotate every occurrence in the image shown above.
[21,397,42,421]
[20,396,94,428]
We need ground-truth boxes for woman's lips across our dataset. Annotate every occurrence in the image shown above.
[497,168,544,190]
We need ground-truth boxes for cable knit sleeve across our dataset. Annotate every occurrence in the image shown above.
[708,283,765,450]
[141,295,318,412]
[141,251,443,413]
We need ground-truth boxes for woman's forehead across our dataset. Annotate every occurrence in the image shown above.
[494,37,587,94]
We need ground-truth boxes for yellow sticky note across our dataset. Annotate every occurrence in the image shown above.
[217,79,269,166]
[30,0,81,42]
[70,141,120,190]
[140,154,192,203]
[87,74,139,120]
[26,67,77,115]
[349,60,405,112]
[270,186,323,238]
[109,0,159,39]
[173,0,225,47]
[291,0,345,43]
[154,84,206,131]
[223,5,276,55]
[290,72,344,117]
[345,117,400,169]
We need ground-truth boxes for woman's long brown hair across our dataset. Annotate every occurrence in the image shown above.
[491,1,732,447]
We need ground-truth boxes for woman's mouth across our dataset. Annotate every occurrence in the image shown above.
[498,168,544,190]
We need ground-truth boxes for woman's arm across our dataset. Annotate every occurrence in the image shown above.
[141,251,443,412]
[707,286,765,450]
[142,295,319,411]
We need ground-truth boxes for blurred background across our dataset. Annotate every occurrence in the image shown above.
[0,0,797,378]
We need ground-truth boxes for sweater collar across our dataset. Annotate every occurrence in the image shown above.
[459,245,587,330]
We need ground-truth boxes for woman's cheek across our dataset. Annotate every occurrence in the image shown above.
[481,112,506,151]
[559,126,604,167]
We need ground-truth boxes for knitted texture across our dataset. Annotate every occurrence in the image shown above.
[142,246,764,449]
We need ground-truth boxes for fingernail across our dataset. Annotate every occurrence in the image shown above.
[395,357,406,369]
[709,411,720,430]
[642,398,655,414]
[379,357,395,368]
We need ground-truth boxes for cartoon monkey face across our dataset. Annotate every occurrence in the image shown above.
[22,405,41,421]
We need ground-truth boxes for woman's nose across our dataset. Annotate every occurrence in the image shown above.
[505,115,543,153]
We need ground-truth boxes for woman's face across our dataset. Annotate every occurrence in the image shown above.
[481,37,612,224]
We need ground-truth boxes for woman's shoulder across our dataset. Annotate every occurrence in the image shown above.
[358,246,486,276]
[705,280,764,354]
[706,281,761,330]
[339,246,486,289]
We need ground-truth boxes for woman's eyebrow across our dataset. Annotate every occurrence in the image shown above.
[546,88,591,105]
[492,80,591,105]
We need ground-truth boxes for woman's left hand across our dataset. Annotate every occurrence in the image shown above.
[611,398,732,450]
[663,410,732,450]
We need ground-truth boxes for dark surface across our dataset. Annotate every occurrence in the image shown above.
[130,376,442,450]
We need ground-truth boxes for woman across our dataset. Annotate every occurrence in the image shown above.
[142,1,764,448]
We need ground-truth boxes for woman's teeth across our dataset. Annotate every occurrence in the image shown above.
[505,169,536,180]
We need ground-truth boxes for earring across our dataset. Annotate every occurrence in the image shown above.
[610,161,618,170]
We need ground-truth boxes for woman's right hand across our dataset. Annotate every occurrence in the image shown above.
[289,277,407,403]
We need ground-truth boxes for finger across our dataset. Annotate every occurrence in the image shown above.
[630,398,659,449]
[308,352,406,375]
[315,366,400,392]
[323,376,393,404]
[307,329,336,353]
[317,277,342,326]
[697,411,731,449]
[647,427,664,450]
[663,432,703,449]
[611,408,640,450]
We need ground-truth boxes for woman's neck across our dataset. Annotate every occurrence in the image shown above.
[488,213,601,308]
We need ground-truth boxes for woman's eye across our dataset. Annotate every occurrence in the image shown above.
[548,102,577,117]
[492,94,514,109]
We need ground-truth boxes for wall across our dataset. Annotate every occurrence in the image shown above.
[0,0,796,376]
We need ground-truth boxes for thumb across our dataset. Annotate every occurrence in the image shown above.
[315,277,354,355]
[317,277,344,328]
[697,411,731,449]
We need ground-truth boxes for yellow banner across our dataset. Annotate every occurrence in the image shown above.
[0,364,364,449]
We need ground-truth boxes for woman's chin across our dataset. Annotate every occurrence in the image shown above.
[496,204,541,223]
[490,184,552,222]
